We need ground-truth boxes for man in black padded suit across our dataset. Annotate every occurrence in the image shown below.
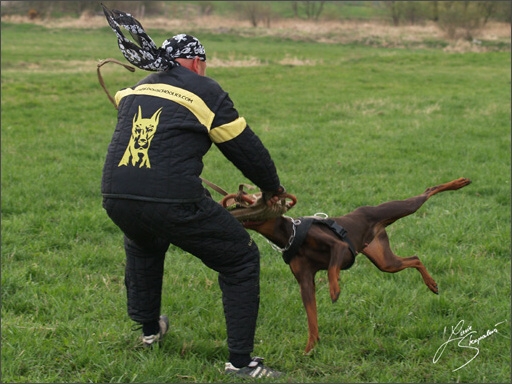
[100,5,285,379]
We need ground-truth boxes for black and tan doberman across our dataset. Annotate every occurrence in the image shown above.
[242,177,472,354]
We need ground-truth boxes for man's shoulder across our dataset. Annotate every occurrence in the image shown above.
[143,68,222,90]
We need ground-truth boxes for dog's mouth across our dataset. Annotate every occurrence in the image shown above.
[135,141,149,149]
[220,188,297,228]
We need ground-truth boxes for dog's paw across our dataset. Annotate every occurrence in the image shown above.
[330,290,340,303]
[428,281,439,294]
[456,177,472,188]
[303,340,318,355]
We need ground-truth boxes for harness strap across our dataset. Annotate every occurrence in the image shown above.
[282,218,314,264]
[320,219,357,258]
[282,217,357,264]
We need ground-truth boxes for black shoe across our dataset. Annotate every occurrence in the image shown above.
[225,357,282,378]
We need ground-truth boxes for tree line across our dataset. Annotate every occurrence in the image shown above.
[3,1,510,32]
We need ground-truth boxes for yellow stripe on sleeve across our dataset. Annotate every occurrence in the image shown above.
[209,117,247,144]
[115,84,215,129]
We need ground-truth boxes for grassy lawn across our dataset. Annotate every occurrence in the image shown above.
[1,20,510,383]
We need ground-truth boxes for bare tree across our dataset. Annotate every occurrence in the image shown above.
[236,1,273,28]
[384,1,402,26]
[438,1,482,40]
[477,1,498,25]
[402,1,426,25]
[198,1,215,16]
[305,0,325,20]
[290,1,326,21]
[431,0,439,22]
[291,1,299,18]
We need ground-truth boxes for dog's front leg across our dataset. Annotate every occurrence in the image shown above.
[290,260,319,354]
[301,280,319,355]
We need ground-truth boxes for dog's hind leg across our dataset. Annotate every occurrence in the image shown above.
[357,178,472,229]
[362,230,439,294]
[359,178,471,294]
[423,177,471,198]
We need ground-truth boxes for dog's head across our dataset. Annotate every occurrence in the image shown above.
[221,186,297,224]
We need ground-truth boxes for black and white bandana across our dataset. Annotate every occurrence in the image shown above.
[102,4,206,72]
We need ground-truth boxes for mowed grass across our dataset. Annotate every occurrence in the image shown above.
[1,22,510,383]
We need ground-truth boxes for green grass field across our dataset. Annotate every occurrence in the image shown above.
[1,21,510,383]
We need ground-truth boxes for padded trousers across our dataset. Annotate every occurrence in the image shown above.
[103,196,261,355]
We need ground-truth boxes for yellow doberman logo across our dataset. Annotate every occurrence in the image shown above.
[118,106,162,168]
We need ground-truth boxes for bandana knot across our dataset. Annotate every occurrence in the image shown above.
[102,4,206,72]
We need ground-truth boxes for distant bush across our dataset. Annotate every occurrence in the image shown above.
[379,1,510,40]
[234,1,274,28]
[1,0,510,27]
[0,1,165,19]
[437,2,482,40]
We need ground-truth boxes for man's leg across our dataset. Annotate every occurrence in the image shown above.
[160,198,261,365]
[124,235,167,333]
[103,198,169,335]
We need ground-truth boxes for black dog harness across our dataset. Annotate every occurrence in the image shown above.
[282,217,357,264]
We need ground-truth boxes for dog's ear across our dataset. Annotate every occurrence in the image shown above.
[133,105,143,124]
[151,107,163,125]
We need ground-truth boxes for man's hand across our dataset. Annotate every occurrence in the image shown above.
[262,185,286,207]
